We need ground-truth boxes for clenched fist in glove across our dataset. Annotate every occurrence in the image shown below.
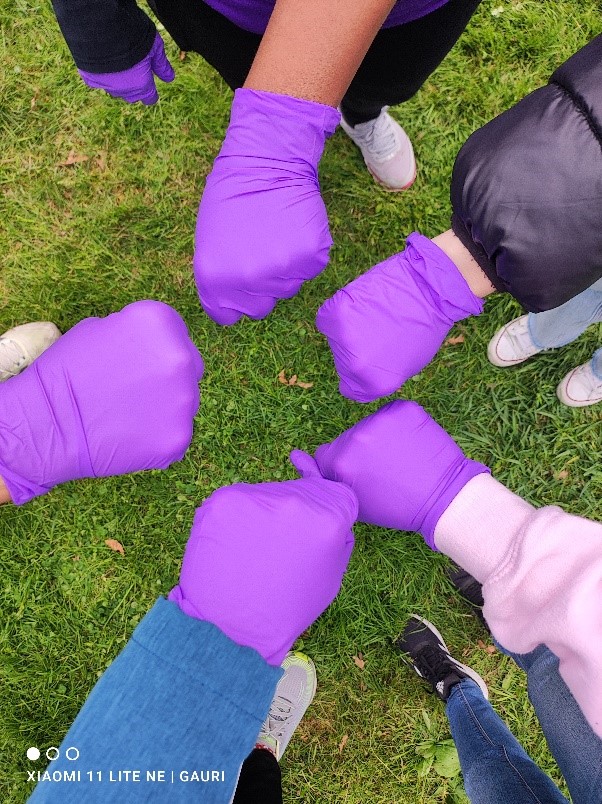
[316,234,484,402]
[292,401,602,737]
[0,301,203,505]
[291,399,489,547]
[195,89,340,325]
[78,33,175,105]
[169,464,358,665]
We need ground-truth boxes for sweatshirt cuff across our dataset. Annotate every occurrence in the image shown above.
[434,474,535,582]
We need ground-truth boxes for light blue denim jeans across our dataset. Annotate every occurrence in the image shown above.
[528,277,602,380]
[446,646,602,804]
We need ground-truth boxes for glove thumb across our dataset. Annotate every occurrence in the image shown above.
[289,449,322,480]
[151,36,176,84]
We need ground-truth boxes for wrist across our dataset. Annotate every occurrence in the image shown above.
[404,233,485,321]
[222,88,340,164]
[431,230,496,299]
[0,474,11,504]
[168,585,286,666]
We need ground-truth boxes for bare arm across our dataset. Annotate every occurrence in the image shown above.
[244,0,397,105]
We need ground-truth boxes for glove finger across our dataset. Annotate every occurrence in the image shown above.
[140,84,160,105]
[151,40,176,83]
[289,449,322,480]
[119,85,159,105]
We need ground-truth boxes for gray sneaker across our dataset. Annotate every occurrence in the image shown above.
[256,651,317,760]
[0,322,61,382]
[340,107,416,191]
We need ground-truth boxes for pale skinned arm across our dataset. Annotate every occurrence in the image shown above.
[244,0,397,105]
[0,477,11,504]
[432,230,496,298]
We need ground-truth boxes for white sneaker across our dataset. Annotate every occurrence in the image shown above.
[0,321,61,382]
[256,651,317,760]
[340,107,416,191]
[487,315,544,367]
[557,361,602,408]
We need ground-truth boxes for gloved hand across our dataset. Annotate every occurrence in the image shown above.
[194,88,340,325]
[290,400,488,548]
[168,465,358,665]
[316,234,483,403]
[78,33,175,105]
[0,301,203,505]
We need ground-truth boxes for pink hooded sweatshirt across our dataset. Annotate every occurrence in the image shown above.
[435,473,602,738]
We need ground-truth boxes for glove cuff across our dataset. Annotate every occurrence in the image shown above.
[420,459,490,549]
[450,214,507,295]
[406,233,485,321]
[221,88,340,165]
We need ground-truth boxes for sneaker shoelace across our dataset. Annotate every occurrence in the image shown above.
[0,337,28,376]
[262,694,295,740]
[576,363,602,395]
[413,644,456,688]
[507,322,540,357]
[358,108,398,161]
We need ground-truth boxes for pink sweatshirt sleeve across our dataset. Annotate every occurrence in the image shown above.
[434,473,602,738]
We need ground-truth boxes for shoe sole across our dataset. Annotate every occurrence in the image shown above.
[367,164,417,193]
[399,615,489,700]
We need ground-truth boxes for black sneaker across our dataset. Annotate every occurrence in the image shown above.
[394,615,488,702]
[445,561,490,633]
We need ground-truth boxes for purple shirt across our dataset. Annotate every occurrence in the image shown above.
[203,0,450,35]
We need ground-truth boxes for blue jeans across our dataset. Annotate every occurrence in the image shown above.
[528,277,602,380]
[446,646,602,804]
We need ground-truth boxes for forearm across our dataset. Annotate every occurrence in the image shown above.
[29,599,281,803]
[51,0,155,72]
[435,473,602,737]
[0,475,10,504]
[244,0,396,105]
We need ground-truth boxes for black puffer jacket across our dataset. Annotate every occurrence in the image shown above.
[451,34,602,313]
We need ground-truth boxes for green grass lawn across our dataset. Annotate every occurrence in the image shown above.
[1,1,601,800]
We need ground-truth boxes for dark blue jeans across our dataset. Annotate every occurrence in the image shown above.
[446,646,602,803]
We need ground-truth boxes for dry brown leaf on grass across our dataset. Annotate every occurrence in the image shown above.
[555,469,569,480]
[444,335,465,346]
[105,539,125,556]
[478,639,496,655]
[338,735,349,754]
[179,50,187,61]
[58,150,90,168]
[353,653,365,670]
[277,370,314,389]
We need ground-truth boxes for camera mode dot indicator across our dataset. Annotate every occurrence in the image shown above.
[26,747,40,761]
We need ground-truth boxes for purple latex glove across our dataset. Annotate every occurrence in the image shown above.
[78,33,175,105]
[0,301,203,505]
[194,89,340,325]
[316,233,484,402]
[290,400,489,549]
[168,465,358,665]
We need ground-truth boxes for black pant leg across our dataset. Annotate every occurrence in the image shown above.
[232,748,283,804]
[148,0,261,90]
[341,0,482,125]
